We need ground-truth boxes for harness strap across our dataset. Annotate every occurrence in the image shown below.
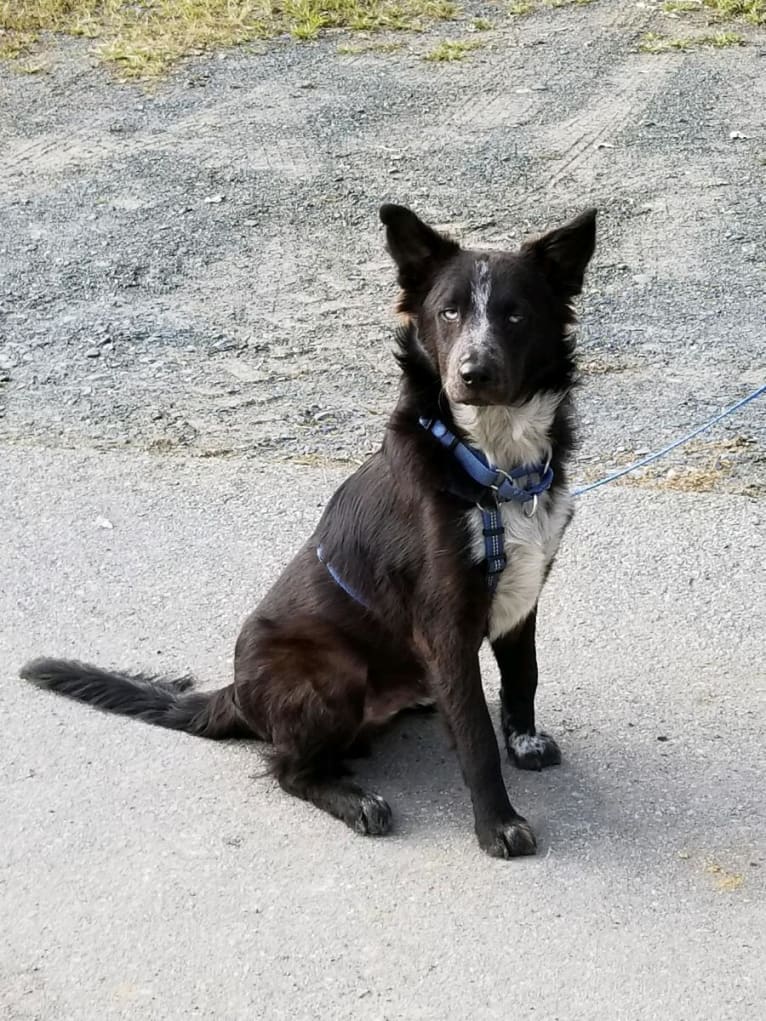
[316,545,371,610]
[481,503,507,593]
[418,416,553,504]
[317,414,552,605]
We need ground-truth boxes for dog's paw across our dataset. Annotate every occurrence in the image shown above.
[354,793,393,836]
[506,730,561,771]
[478,818,537,859]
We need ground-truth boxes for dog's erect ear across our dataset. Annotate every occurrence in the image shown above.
[522,208,597,298]
[379,204,459,299]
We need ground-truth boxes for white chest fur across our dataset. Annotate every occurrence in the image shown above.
[451,397,572,641]
[466,492,572,640]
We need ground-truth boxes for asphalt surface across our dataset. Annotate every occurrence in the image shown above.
[2,448,764,1020]
[2,0,765,1017]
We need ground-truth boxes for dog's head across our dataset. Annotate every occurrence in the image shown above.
[380,204,596,406]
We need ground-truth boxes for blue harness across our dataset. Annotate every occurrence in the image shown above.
[317,416,554,604]
[418,417,553,592]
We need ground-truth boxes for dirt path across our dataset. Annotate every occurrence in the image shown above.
[1,1,765,485]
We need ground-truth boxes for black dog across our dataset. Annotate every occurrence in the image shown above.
[22,204,596,858]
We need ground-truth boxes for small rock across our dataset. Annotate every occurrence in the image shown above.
[85,348,101,358]
[210,337,241,354]
[203,194,225,204]
[95,516,113,530]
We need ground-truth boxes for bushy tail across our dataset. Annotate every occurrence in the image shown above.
[20,658,251,739]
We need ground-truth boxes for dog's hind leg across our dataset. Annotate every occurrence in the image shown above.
[273,756,392,836]
[243,615,393,836]
[270,695,393,836]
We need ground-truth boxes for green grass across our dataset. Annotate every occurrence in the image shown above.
[0,0,457,77]
[336,39,404,52]
[662,0,765,23]
[509,0,593,13]
[648,0,762,50]
[662,0,702,12]
[423,37,480,60]
[664,0,764,19]
[640,28,744,50]
[703,0,765,23]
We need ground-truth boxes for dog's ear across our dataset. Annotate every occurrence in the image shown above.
[522,208,597,298]
[379,204,459,301]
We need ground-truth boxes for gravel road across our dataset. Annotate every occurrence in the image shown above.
[1,2,765,1018]
[1,2,764,480]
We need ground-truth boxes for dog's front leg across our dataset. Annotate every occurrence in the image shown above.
[423,640,537,858]
[493,608,562,771]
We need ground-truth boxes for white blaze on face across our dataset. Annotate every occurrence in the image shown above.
[447,258,494,391]
[469,258,492,352]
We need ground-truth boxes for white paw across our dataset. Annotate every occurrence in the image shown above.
[507,730,561,771]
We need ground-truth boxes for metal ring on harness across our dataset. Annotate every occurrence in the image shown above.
[523,493,539,517]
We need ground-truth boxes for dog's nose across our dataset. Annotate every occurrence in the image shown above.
[459,359,490,386]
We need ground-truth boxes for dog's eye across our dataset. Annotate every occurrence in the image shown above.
[440,308,459,322]
[508,314,524,325]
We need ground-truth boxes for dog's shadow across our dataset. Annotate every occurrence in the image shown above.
[341,700,736,862]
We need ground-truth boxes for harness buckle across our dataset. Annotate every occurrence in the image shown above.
[476,489,499,512]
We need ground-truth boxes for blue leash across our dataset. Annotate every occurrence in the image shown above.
[572,383,765,496]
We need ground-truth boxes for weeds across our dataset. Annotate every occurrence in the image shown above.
[424,38,481,60]
[640,29,744,50]
[0,0,457,77]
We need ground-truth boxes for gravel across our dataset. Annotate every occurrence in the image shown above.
[1,3,764,481]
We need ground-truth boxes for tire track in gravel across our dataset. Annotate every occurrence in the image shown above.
[532,54,676,196]
[375,0,670,218]
[1,92,318,189]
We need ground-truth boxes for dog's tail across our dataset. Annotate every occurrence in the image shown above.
[20,658,252,739]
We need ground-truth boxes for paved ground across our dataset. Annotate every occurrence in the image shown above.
[1,1,765,1018]
[1,449,764,1019]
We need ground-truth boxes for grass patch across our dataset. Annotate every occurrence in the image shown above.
[703,0,765,23]
[655,0,765,47]
[705,862,745,892]
[663,0,702,11]
[578,356,633,376]
[639,29,744,50]
[424,38,481,60]
[0,0,457,77]
[509,0,593,13]
[337,39,403,52]
[663,0,765,19]
[472,17,493,29]
[621,436,756,493]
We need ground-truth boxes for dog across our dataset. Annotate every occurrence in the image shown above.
[21,203,596,858]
